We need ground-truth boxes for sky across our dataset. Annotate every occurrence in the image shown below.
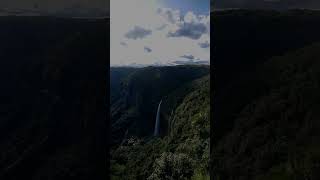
[159,0,210,14]
[110,0,210,66]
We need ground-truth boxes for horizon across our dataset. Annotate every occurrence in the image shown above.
[110,64,210,70]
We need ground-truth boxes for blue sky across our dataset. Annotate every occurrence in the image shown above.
[111,0,210,66]
[159,0,210,15]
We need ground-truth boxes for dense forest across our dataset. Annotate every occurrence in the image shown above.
[110,65,210,179]
[212,9,320,180]
[0,16,108,179]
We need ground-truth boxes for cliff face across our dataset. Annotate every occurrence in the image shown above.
[0,17,109,180]
[110,65,210,143]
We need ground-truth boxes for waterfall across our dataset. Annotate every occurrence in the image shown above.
[154,100,162,136]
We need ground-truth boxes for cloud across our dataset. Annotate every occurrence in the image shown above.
[125,26,152,40]
[180,54,194,60]
[144,46,152,53]
[157,8,181,24]
[167,11,209,40]
[167,22,207,39]
[198,41,210,48]
[156,24,167,31]
[120,42,127,46]
[111,0,210,66]
[172,60,210,65]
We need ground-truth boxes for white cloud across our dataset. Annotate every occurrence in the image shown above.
[111,0,210,66]
[199,41,210,48]
[125,26,152,40]
[157,8,181,24]
[184,11,198,23]
[181,54,195,60]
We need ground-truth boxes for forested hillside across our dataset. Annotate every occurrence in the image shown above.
[212,10,320,180]
[110,66,210,179]
[110,66,209,144]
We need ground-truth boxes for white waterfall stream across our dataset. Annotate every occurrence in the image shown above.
[154,100,162,136]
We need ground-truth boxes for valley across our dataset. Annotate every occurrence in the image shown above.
[110,65,210,179]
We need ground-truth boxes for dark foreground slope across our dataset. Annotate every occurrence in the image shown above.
[212,9,320,141]
[0,17,108,180]
[212,10,320,180]
[111,69,210,179]
[214,42,320,180]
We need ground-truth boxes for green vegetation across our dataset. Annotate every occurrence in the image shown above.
[213,43,320,180]
[110,67,210,179]
[110,65,209,143]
